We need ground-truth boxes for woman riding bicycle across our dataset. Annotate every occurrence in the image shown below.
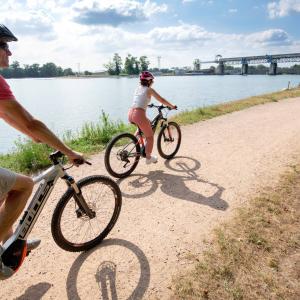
[128,71,176,164]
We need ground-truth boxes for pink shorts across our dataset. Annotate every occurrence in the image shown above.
[128,108,152,137]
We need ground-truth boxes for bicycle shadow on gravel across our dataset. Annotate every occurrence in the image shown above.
[66,239,150,300]
[118,156,228,211]
[16,282,52,300]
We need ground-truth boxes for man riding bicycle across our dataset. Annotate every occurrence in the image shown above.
[0,25,84,262]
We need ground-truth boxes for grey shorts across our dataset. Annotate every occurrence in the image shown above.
[0,167,17,199]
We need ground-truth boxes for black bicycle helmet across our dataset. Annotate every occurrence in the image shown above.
[0,24,18,42]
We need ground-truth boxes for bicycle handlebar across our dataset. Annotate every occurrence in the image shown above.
[49,151,91,166]
[148,103,177,110]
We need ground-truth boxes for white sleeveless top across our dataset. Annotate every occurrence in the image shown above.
[132,86,151,110]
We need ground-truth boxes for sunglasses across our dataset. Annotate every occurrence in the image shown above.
[0,43,9,52]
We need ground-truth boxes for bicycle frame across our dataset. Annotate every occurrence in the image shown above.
[135,105,170,148]
[0,153,92,277]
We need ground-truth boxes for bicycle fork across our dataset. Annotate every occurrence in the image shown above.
[63,175,95,219]
[162,122,174,142]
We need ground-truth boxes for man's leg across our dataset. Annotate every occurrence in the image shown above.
[0,173,34,243]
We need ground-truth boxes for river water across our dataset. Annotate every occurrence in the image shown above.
[1,74,299,154]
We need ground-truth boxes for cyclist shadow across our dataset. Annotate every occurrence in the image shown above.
[66,238,150,300]
[119,156,228,211]
[16,282,52,300]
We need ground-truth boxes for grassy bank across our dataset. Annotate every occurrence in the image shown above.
[171,87,300,125]
[0,112,134,173]
[173,165,300,299]
[1,88,300,173]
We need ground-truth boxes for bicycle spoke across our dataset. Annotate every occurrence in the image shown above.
[56,180,118,246]
[157,122,181,159]
[105,133,140,177]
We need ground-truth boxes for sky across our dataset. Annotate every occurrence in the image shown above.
[1,0,300,71]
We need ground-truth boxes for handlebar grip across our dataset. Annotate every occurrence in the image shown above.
[74,159,92,165]
[74,159,84,165]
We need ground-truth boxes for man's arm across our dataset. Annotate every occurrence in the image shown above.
[0,101,39,141]
[0,99,83,162]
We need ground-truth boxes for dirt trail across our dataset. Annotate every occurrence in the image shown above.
[1,97,300,300]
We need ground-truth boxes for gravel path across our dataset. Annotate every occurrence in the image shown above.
[1,97,300,300]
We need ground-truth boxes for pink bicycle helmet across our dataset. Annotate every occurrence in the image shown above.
[140,71,154,81]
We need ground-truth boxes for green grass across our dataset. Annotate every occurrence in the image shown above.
[64,110,134,153]
[1,87,300,174]
[0,111,134,173]
[171,87,300,125]
[173,165,300,299]
[0,139,52,173]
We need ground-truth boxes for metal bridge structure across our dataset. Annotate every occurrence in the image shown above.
[201,53,300,75]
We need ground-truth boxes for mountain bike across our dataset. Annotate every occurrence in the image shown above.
[0,151,122,280]
[104,104,181,178]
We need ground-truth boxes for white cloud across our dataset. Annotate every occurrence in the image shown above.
[1,2,298,70]
[9,22,297,70]
[182,0,196,3]
[246,29,291,46]
[1,11,56,41]
[72,0,167,26]
[228,8,238,13]
[148,24,217,44]
[268,0,300,18]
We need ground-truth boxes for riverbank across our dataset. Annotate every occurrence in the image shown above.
[1,87,300,173]
[171,86,300,124]
[51,73,300,79]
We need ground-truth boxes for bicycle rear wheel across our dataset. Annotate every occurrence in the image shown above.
[104,133,141,178]
[51,175,122,252]
[157,121,181,159]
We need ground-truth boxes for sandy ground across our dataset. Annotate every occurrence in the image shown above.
[1,97,300,300]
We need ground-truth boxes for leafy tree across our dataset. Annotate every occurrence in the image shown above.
[0,62,75,78]
[124,54,136,75]
[24,63,40,77]
[139,56,150,71]
[134,58,140,74]
[104,61,115,75]
[40,62,59,77]
[63,68,74,76]
[11,61,24,78]
[104,53,123,75]
[113,53,122,75]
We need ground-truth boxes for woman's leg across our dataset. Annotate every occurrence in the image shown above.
[129,109,153,159]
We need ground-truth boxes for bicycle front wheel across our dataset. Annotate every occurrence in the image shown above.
[51,175,122,252]
[157,121,181,159]
[104,133,141,178]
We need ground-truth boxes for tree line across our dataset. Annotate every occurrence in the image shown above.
[104,53,150,75]
[0,61,75,78]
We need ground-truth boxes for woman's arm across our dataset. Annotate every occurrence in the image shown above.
[148,88,176,108]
